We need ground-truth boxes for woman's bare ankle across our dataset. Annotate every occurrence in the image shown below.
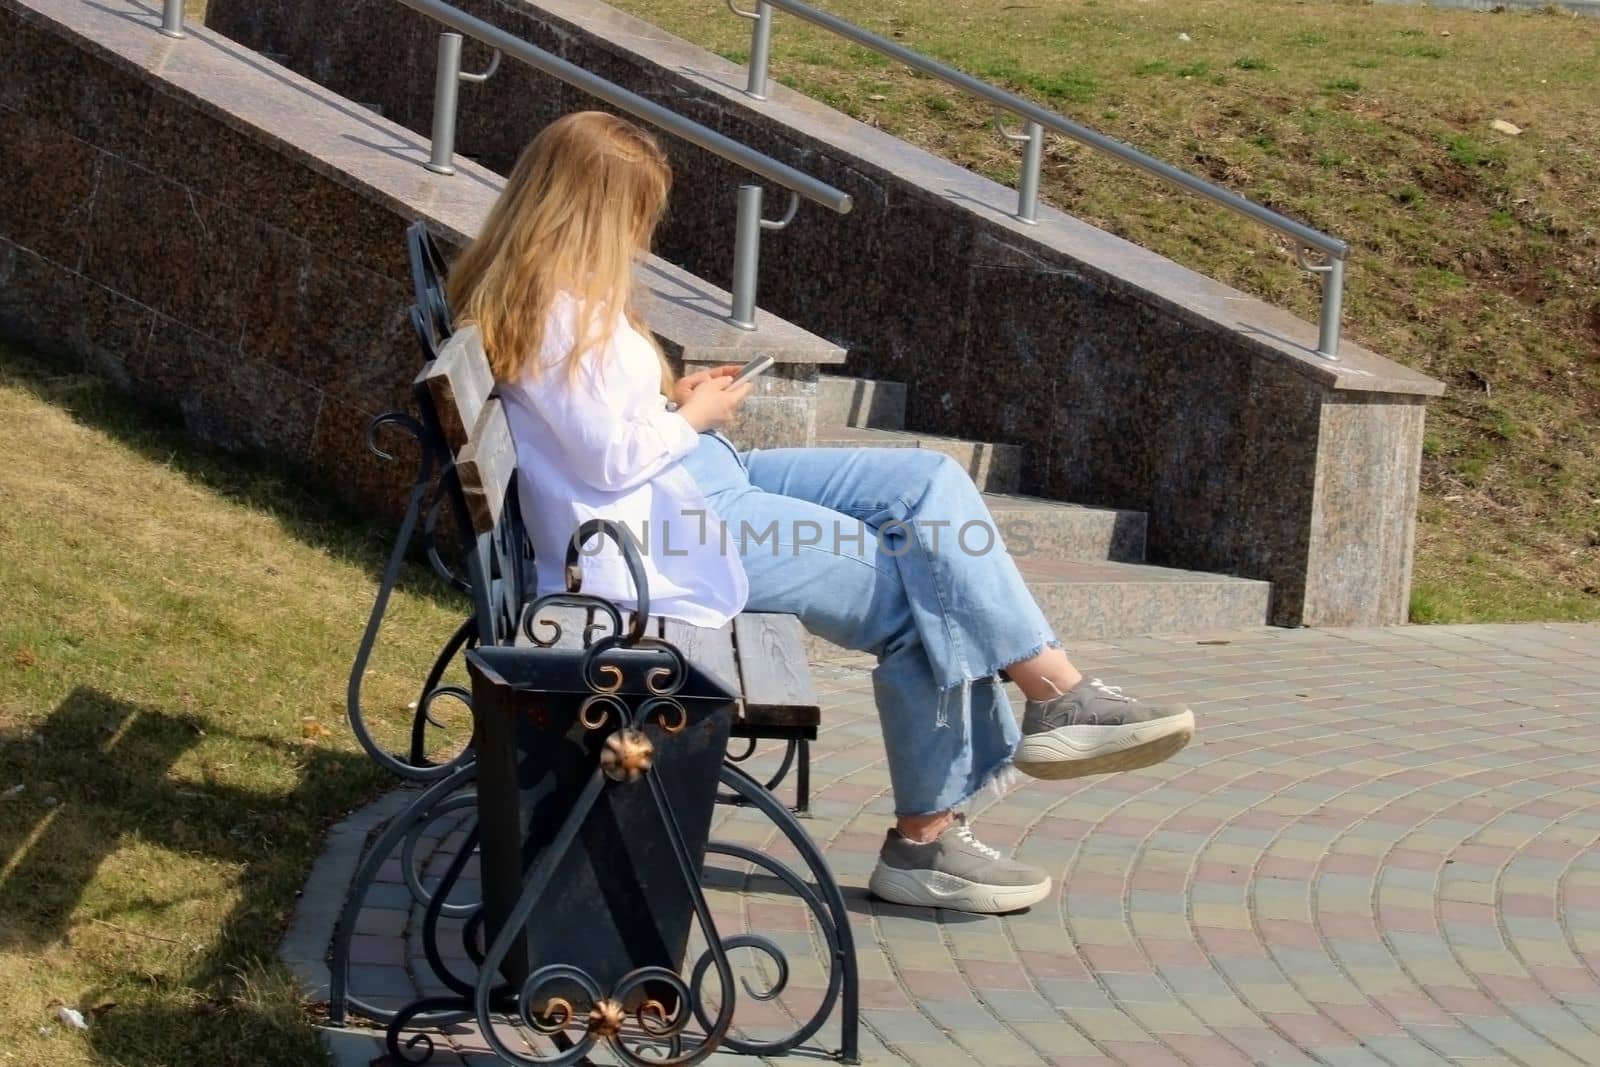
[896,809,956,843]
[1007,648,1084,702]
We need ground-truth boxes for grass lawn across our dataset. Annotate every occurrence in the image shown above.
[609,0,1600,622]
[0,345,466,1065]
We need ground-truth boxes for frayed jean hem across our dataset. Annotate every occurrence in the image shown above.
[893,749,1019,819]
[934,633,1060,729]
[986,635,1064,682]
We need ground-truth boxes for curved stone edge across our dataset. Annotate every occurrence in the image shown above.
[278,787,426,1066]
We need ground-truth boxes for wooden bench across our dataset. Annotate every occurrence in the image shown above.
[327,224,859,1063]
[407,222,822,809]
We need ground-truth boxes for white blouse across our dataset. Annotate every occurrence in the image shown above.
[496,294,749,628]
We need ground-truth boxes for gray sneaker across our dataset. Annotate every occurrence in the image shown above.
[868,815,1052,914]
[1014,677,1194,781]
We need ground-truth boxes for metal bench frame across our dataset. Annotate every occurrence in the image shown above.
[326,222,860,1064]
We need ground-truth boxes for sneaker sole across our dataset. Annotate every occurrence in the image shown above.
[1013,710,1195,781]
[868,865,1053,915]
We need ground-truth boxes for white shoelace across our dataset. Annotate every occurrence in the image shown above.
[954,821,1002,860]
[1088,678,1136,703]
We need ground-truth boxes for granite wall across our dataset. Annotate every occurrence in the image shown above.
[0,0,838,528]
[0,1,424,514]
[204,0,1444,626]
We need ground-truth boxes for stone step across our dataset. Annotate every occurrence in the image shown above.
[818,375,906,431]
[1020,558,1272,643]
[800,557,1270,661]
[813,426,1022,494]
[982,493,1146,563]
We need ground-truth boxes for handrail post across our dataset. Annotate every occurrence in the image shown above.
[393,0,852,213]
[159,0,186,38]
[426,32,465,176]
[748,1,774,100]
[729,185,764,330]
[1017,121,1042,224]
[1317,257,1344,361]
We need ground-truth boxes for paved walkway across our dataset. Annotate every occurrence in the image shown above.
[299,623,1600,1067]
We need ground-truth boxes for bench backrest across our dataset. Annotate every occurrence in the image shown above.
[416,324,514,538]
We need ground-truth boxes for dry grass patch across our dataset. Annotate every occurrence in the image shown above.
[613,0,1600,621]
[0,346,466,1065]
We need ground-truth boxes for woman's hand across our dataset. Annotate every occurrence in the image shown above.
[677,375,754,432]
[672,364,740,408]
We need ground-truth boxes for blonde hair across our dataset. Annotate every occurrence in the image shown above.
[447,111,674,389]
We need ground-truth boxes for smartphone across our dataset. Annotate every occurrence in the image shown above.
[730,354,775,385]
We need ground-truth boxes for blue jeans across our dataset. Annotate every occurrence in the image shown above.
[680,432,1058,816]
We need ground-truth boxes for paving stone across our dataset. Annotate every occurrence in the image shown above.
[362,882,417,911]
[352,906,409,938]
[1068,1006,1159,1044]
[1037,978,1119,1013]
[974,989,1060,1025]
[860,1009,948,1045]
[1315,1049,1392,1067]
[346,964,416,999]
[322,1028,391,1067]
[1405,1023,1503,1058]
[919,999,1007,1034]
[945,1030,1039,1066]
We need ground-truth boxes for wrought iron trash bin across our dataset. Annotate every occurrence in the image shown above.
[463,519,750,1063]
[467,633,737,996]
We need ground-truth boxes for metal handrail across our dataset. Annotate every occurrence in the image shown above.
[396,0,852,216]
[150,0,851,328]
[155,0,854,330]
[729,0,1347,359]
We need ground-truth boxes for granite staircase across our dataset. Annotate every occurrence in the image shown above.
[814,375,1272,647]
[13,0,1273,651]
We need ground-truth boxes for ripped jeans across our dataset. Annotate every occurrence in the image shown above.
[680,432,1059,816]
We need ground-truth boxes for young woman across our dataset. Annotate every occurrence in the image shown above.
[447,111,1195,915]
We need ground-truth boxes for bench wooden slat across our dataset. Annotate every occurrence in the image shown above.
[516,604,591,651]
[732,613,820,728]
[456,397,516,536]
[662,619,742,712]
[416,324,493,452]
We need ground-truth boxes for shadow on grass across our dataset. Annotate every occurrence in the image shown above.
[0,341,462,612]
[0,688,381,1065]
[0,341,476,1061]
[85,995,333,1067]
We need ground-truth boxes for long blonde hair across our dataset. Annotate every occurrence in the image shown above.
[447,111,673,388]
